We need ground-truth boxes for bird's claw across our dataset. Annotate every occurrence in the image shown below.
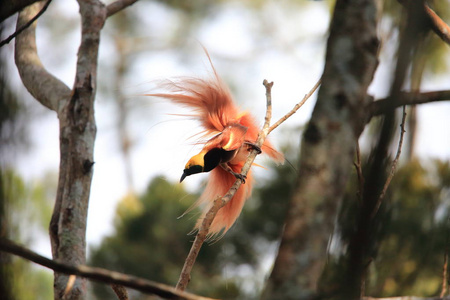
[220,163,247,183]
[232,171,247,183]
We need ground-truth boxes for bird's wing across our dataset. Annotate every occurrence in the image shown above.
[205,124,247,151]
[219,124,248,151]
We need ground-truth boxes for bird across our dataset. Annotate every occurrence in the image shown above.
[146,52,284,237]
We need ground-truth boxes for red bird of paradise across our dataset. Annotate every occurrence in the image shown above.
[147,54,284,236]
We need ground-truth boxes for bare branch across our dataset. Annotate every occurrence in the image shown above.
[268,78,321,134]
[0,238,217,300]
[106,0,139,18]
[0,0,51,48]
[370,90,450,117]
[371,106,407,219]
[14,1,71,112]
[175,196,227,290]
[425,3,450,46]
[176,80,279,291]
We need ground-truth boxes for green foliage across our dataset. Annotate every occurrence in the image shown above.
[0,169,53,300]
[368,159,449,296]
[3,258,53,300]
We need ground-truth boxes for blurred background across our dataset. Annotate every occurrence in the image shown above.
[1,0,449,299]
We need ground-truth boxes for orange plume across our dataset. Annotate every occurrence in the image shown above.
[146,51,284,236]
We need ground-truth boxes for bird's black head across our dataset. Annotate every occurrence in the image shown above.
[180,165,203,182]
[180,148,232,182]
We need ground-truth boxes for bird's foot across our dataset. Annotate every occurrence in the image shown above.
[220,163,247,183]
[231,171,247,183]
[245,142,262,154]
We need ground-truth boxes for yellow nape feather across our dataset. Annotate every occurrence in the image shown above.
[185,151,206,169]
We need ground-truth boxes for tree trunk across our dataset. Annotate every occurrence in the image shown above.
[310,2,428,300]
[262,0,379,299]
[15,1,105,299]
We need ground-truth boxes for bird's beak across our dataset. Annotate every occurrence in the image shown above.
[180,171,187,183]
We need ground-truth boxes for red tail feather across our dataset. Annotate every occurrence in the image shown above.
[194,163,252,237]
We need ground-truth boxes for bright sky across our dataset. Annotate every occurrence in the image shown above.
[3,0,450,260]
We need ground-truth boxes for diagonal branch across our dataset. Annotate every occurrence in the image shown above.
[0,238,216,300]
[425,3,450,46]
[14,0,71,112]
[106,0,139,18]
[398,1,450,46]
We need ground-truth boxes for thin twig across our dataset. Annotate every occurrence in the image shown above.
[354,141,364,203]
[263,80,274,132]
[0,0,52,48]
[106,0,139,17]
[176,80,276,291]
[268,78,321,134]
[0,238,216,300]
[371,106,407,219]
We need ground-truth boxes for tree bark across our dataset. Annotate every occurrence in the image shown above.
[52,1,105,299]
[15,1,105,299]
[262,0,379,299]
